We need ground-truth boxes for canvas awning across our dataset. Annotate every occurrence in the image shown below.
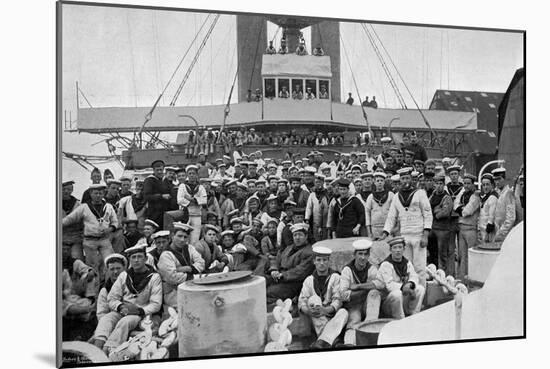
[76,101,477,133]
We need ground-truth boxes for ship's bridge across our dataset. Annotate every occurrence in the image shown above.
[261,54,332,101]
[261,53,333,121]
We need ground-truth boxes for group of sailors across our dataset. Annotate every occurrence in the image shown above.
[265,31,325,57]
[61,136,525,353]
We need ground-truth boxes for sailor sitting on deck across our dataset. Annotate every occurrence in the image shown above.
[157,222,205,309]
[265,223,315,306]
[339,239,383,346]
[91,243,162,354]
[96,253,127,321]
[298,246,348,349]
[194,224,229,273]
[376,237,425,319]
[61,241,98,322]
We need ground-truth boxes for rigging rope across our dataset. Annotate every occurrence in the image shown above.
[270,26,281,44]
[77,85,94,108]
[126,12,138,107]
[360,23,407,109]
[248,20,265,92]
[369,24,438,139]
[135,14,212,148]
[340,34,371,134]
[170,14,220,106]
[185,20,236,107]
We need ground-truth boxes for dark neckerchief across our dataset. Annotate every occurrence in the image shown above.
[460,189,474,207]
[268,234,277,249]
[447,183,463,199]
[398,186,417,209]
[105,194,120,206]
[268,209,282,219]
[346,260,371,284]
[480,190,499,208]
[313,269,339,298]
[359,191,372,202]
[292,188,302,203]
[429,189,448,210]
[337,196,354,220]
[234,197,247,212]
[384,255,410,283]
[131,194,147,213]
[102,277,116,293]
[372,190,389,207]
[426,188,434,198]
[62,256,76,276]
[207,191,217,207]
[125,265,156,294]
[186,181,199,196]
[163,244,197,280]
[62,196,78,214]
[85,200,107,219]
[314,188,327,200]
[149,248,161,264]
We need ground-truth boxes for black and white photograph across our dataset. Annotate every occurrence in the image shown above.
[56,0,525,367]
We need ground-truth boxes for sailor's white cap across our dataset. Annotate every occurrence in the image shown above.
[125,243,147,256]
[172,222,193,233]
[152,230,170,239]
[396,167,413,176]
[290,222,309,234]
[144,219,159,229]
[312,246,332,256]
[352,239,373,251]
[104,253,127,267]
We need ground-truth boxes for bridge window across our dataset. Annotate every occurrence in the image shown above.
[278,78,290,98]
[319,80,330,99]
[305,79,317,98]
[264,78,276,99]
[292,79,304,99]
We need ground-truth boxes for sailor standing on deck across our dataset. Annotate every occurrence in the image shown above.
[365,172,395,239]
[429,175,454,274]
[63,183,117,280]
[478,173,499,244]
[339,239,383,346]
[298,246,348,349]
[380,167,432,287]
[81,167,103,204]
[62,180,84,259]
[376,236,425,319]
[329,178,365,238]
[491,167,516,243]
[445,164,463,273]
[453,173,481,280]
[143,160,171,229]
[177,165,207,244]
[305,174,330,242]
